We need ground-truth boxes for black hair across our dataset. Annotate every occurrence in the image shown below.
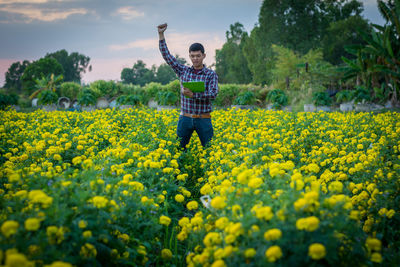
[189,43,205,54]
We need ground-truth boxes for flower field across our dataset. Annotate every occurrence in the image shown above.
[0,108,399,266]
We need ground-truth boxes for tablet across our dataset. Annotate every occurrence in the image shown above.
[182,81,205,92]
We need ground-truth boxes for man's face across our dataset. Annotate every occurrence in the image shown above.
[189,50,206,69]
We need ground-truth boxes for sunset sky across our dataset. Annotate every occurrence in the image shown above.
[0,0,385,87]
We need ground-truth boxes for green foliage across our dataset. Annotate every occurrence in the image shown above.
[77,88,97,106]
[233,91,256,105]
[116,94,142,106]
[45,49,91,83]
[60,82,82,100]
[216,22,252,84]
[335,90,355,103]
[38,90,58,105]
[214,84,242,107]
[312,91,332,106]
[22,58,64,95]
[341,0,400,105]
[4,60,30,92]
[322,16,371,65]
[0,93,19,109]
[373,84,390,103]
[156,91,179,106]
[90,80,118,98]
[266,89,288,109]
[353,86,371,103]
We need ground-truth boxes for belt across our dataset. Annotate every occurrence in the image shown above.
[181,112,211,119]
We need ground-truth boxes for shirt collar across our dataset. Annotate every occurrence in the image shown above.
[190,64,206,73]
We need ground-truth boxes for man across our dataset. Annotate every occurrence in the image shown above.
[157,23,219,149]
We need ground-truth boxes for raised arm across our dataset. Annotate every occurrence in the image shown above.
[157,23,185,76]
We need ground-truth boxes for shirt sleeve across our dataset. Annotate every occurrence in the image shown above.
[193,72,219,100]
[159,39,185,77]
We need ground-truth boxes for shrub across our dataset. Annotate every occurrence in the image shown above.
[38,90,58,105]
[116,94,142,106]
[60,82,81,100]
[0,93,19,109]
[312,91,332,106]
[353,86,371,103]
[214,84,242,107]
[77,88,96,106]
[90,80,117,98]
[233,91,256,105]
[266,89,288,109]
[156,91,179,106]
[335,90,354,103]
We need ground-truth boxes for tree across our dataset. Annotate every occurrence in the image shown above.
[341,0,400,104]
[322,16,371,65]
[156,64,177,84]
[21,58,64,94]
[45,49,91,83]
[4,60,31,92]
[243,0,365,84]
[215,22,252,84]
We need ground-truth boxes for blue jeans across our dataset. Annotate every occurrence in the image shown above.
[177,115,213,149]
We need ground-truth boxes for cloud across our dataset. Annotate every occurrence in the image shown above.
[0,0,47,3]
[0,1,88,23]
[114,6,144,21]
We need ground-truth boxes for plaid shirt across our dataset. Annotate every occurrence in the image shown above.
[159,39,218,114]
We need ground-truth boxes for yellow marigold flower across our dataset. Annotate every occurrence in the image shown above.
[89,196,109,208]
[203,232,222,247]
[211,196,226,209]
[24,218,40,231]
[80,243,97,258]
[296,216,320,232]
[371,252,383,263]
[72,156,82,165]
[265,245,282,262]
[8,173,20,183]
[291,172,303,181]
[224,234,236,244]
[200,184,212,195]
[366,238,381,251]
[215,217,229,230]
[83,230,92,238]
[253,206,273,221]
[386,209,395,218]
[78,220,87,229]
[187,201,199,210]
[178,217,190,227]
[237,169,253,184]
[1,220,19,238]
[28,190,53,208]
[211,259,226,267]
[44,261,73,267]
[159,215,171,226]
[308,243,326,260]
[244,248,257,258]
[175,194,185,203]
[161,248,172,260]
[129,181,144,191]
[163,167,173,173]
[290,179,304,191]
[264,228,282,241]
[328,181,343,193]
[248,177,263,189]
[53,154,62,161]
[5,252,32,267]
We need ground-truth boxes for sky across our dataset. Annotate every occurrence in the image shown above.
[0,0,386,87]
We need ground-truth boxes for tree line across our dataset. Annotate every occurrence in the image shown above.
[2,0,399,106]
